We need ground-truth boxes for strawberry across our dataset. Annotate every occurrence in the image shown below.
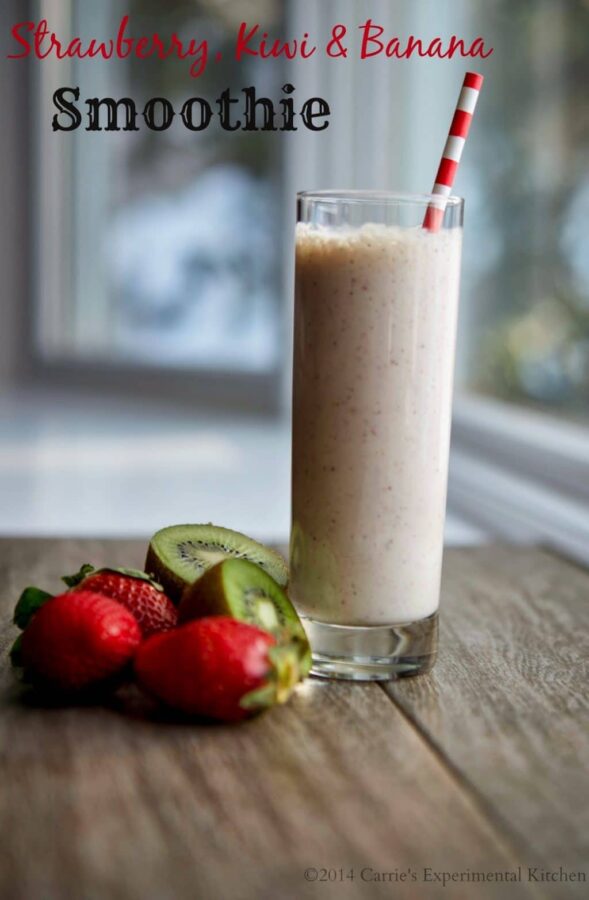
[64,565,177,637]
[135,616,303,722]
[20,591,141,692]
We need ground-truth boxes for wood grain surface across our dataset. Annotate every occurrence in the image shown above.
[0,539,587,900]
[386,545,589,870]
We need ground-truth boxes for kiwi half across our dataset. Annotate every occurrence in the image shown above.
[145,524,289,604]
[179,558,311,675]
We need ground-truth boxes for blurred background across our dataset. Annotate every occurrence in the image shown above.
[1,0,588,561]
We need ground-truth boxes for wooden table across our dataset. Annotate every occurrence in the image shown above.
[0,539,587,900]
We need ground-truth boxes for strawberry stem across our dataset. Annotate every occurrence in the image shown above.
[61,563,96,588]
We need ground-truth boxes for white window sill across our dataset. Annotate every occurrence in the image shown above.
[450,393,589,567]
[0,388,484,545]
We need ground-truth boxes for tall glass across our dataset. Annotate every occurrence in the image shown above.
[290,191,464,680]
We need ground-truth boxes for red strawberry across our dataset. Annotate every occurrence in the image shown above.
[65,565,177,637]
[21,591,141,692]
[135,616,302,722]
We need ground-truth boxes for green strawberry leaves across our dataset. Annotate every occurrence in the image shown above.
[61,563,96,588]
[13,587,53,630]
[273,627,312,678]
[62,564,164,592]
[240,642,306,712]
[239,682,279,711]
[11,587,54,670]
[9,633,24,668]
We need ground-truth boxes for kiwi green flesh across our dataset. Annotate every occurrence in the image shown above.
[179,559,311,674]
[219,560,312,676]
[220,560,302,636]
[145,524,289,603]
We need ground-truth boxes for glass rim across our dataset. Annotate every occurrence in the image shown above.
[297,189,464,208]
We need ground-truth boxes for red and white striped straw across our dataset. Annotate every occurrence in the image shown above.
[423,72,484,231]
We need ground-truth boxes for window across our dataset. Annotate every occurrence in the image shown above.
[459,0,589,420]
[29,0,589,551]
[36,0,286,389]
[288,1,589,421]
[289,0,589,563]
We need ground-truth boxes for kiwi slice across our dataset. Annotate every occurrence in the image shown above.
[179,558,311,675]
[145,523,289,604]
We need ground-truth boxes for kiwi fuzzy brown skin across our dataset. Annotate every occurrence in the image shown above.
[144,524,289,606]
[178,563,232,621]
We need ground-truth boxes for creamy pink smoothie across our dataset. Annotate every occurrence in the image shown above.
[290,222,463,626]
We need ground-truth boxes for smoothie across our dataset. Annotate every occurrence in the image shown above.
[290,222,462,626]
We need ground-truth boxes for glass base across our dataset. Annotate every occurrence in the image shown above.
[302,612,438,682]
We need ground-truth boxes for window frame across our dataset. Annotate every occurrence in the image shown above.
[449,393,589,567]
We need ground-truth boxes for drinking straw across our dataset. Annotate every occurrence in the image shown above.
[423,72,484,231]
